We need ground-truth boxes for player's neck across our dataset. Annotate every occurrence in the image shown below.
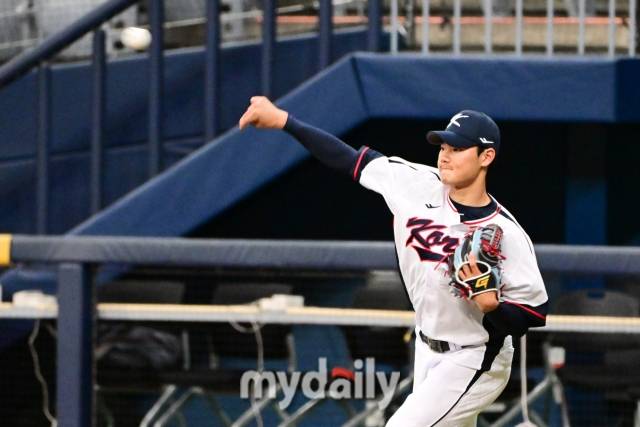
[449,181,491,207]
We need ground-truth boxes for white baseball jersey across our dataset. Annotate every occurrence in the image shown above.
[282,114,545,425]
[354,149,548,367]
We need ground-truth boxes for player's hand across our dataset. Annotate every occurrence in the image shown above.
[458,253,481,281]
[459,254,499,312]
[238,96,288,130]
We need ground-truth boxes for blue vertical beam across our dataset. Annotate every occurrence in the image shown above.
[565,125,606,290]
[57,263,95,427]
[367,0,382,51]
[262,0,276,97]
[205,0,221,141]
[91,29,106,213]
[36,64,51,235]
[319,0,333,69]
[565,125,607,245]
[149,0,164,176]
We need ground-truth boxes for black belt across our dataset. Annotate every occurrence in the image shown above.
[419,331,452,353]
[418,331,480,353]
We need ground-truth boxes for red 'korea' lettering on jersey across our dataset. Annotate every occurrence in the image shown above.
[405,217,460,262]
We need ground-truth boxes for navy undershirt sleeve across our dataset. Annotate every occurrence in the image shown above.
[484,301,547,338]
[283,115,359,175]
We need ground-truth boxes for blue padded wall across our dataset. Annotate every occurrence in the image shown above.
[69,54,367,237]
[355,53,619,122]
[0,28,375,234]
[1,53,639,237]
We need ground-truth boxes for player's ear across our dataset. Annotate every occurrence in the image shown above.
[480,148,496,167]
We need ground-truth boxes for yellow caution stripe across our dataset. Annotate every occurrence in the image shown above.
[0,234,11,266]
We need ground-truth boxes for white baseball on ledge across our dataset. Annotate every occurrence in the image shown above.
[120,27,152,50]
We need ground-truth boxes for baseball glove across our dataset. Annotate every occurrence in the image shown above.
[448,224,505,299]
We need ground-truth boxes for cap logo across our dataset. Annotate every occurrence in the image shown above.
[447,113,469,128]
[479,137,494,144]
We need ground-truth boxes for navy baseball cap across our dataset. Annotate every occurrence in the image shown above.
[426,110,500,153]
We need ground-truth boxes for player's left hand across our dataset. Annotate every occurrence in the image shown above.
[448,224,503,310]
[458,253,481,281]
[459,254,499,312]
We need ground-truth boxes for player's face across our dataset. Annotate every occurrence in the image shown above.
[437,144,485,187]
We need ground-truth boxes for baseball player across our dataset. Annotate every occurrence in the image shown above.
[239,97,549,426]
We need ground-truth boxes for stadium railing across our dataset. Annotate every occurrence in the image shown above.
[1,235,640,426]
[389,0,638,55]
[0,0,380,235]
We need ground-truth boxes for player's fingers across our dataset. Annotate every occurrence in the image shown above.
[238,111,249,129]
[250,96,265,104]
[468,253,477,267]
[238,110,255,130]
[460,263,471,279]
[468,253,482,275]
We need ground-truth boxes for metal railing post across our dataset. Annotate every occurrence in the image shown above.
[421,0,430,54]
[205,0,221,141]
[578,0,586,54]
[319,0,333,68]
[483,0,492,54]
[36,64,50,234]
[547,0,554,56]
[367,0,382,51]
[515,0,523,56]
[405,0,417,49]
[453,0,461,55]
[56,263,95,427]
[262,0,276,96]
[391,0,399,53]
[148,0,164,177]
[630,0,637,56]
[91,29,106,214]
[608,0,615,57]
